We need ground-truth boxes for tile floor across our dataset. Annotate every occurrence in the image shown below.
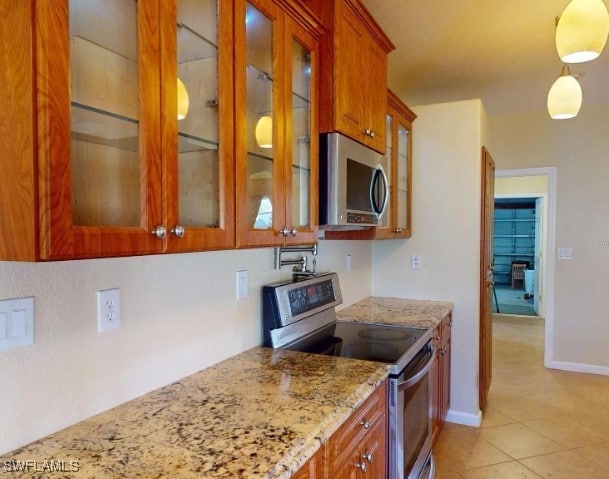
[434,315,609,478]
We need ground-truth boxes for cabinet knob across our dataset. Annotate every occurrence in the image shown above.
[151,225,167,239]
[171,225,185,238]
[360,419,370,429]
[363,452,373,463]
[280,227,290,237]
[363,128,372,137]
[290,227,298,237]
[394,228,403,234]
[370,130,375,138]
[355,462,368,473]
[441,346,448,355]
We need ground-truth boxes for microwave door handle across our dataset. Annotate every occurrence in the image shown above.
[396,344,435,391]
[370,166,388,216]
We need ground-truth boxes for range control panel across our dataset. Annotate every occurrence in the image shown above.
[262,273,343,333]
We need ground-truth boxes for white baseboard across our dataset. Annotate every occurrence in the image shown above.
[546,360,609,376]
[445,409,482,427]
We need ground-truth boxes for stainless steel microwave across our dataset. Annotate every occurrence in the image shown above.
[319,132,388,229]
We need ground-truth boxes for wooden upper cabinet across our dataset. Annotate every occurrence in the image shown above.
[235,0,321,247]
[311,0,394,154]
[0,0,235,260]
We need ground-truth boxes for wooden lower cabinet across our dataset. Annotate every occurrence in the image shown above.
[294,380,387,479]
[431,314,452,444]
[328,380,387,478]
[292,449,324,479]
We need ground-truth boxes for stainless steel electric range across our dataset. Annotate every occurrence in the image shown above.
[262,273,435,479]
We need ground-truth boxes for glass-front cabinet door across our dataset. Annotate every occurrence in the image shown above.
[162,0,235,251]
[387,90,415,239]
[395,120,411,237]
[37,0,163,259]
[235,0,320,247]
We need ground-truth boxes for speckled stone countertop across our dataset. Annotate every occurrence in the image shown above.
[1,348,388,479]
[337,297,454,329]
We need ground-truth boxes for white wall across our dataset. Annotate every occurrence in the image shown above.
[0,240,371,454]
[489,105,609,373]
[372,99,485,424]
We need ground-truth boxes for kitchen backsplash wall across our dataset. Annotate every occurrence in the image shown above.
[0,240,371,454]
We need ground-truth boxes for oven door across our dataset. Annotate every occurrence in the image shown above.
[389,341,435,479]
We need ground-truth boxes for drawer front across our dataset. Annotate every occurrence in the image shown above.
[329,381,387,469]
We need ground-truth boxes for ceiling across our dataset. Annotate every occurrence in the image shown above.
[361,0,609,116]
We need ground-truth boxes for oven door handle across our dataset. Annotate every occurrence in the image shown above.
[397,344,435,391]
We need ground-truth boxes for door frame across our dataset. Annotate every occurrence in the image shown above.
[495,167,557,369]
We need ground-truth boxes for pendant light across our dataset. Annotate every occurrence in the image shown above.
[255,115,273,148]
[255,70,273,148]
[177,78,189,120]
[556,0,609,63]
[547,65,583,119]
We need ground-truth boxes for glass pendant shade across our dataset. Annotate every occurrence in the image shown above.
[556,0,609,63]
[177,78,189,120]
[255,115,273,148]
[547,66,583,119]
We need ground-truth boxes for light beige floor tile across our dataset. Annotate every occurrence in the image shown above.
[436,317,609,478]
[573,442,609,470]
[434,429,511,471]
[523,415,607,448]
[480,406,517,428]
[521,451,609,479]
[442,421,475,433]
[459,461,543,479]
[478,423,564,459]
[485,393,557,422]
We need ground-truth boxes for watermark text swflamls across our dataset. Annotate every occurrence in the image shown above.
[4,459,80,473]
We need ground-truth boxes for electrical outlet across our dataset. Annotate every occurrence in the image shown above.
[237,270,248,299]
[97,288,120,333]
[410,254,422,270]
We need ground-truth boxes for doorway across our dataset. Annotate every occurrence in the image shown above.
[493,196,541,316]
[493,168,557,370]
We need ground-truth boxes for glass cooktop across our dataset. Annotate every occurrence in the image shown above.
[285,320,428,373]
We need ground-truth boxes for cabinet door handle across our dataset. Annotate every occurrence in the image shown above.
[151,225,167,239]
[290,227,298,237]
[363,452,373,463]
[355,462,367,473]
[363,128,372,137]
[171,225,185,238]
[280,227,290,237]
[370,130,375,138]
[360,419,370,429]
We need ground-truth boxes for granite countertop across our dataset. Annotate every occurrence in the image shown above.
[337,297,454,329]
[1,348,388,479]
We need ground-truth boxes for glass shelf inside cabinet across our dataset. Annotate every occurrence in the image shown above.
[71,102,139,152]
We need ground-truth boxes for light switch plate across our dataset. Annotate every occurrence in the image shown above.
[558,247,573,260]
[236,271,248,299]
[0,297,34,351]
[97,288,121,333]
